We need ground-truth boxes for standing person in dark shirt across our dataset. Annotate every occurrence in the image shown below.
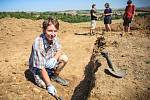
[123,0,135,33]
[90,4,97,35]
[103,3,112,32]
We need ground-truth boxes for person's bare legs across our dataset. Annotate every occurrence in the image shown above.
[124,26,128,32]
[105,24,111,32]
[105,24,108,32]
[124,26,125,32]
[90,28,95,35]
[54,60,67,76]
[93,29,95,35]
[128,26,130,32]
[52,59,69,86]
[90,28,93,35]
[107,24,111,32]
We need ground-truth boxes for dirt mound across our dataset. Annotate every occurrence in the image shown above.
[111,16,150,37]
[131,16,150,37]
[88,23,150,99]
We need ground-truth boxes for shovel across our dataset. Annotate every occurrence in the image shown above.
[101,51,127,78]
[54,94,63,100]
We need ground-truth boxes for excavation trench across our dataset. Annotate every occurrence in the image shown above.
[71,36,105,100]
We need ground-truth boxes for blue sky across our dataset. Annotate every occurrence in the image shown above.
[0,0,150,12]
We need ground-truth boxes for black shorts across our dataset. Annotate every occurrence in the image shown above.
[123,17,132,27]
[104,16,112,24]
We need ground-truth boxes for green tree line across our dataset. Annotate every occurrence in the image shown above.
[0,12,91,23]
[0,11,147,23]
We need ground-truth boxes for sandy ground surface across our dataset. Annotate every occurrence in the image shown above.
[0,17,150,100]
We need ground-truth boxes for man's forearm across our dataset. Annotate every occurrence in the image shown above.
[104,13,112,16]
[93,13,97,17]
[41,67,51,86]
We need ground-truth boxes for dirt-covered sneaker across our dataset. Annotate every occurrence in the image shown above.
[51,75,69,86]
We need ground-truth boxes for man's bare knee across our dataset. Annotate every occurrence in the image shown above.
[59,54,68,63]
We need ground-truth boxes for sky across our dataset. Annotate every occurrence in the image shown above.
[0,0,150,12]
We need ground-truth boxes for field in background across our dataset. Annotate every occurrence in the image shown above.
[0,7,149,23]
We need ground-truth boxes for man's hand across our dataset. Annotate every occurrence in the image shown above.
[45,58,57,69]
[47,85,57,96]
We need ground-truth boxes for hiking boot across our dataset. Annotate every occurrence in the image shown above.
[51,75,69,86]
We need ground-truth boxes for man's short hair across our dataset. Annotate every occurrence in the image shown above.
[105,3,110,8]
[92,4,96,8]
[127,0,132,4]
[42,17,59,31]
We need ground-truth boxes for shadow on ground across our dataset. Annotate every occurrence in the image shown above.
[24,69,36,85]
[74,32,90,36]
[71,53,101,100]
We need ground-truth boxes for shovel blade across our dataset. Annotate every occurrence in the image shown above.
[108,67,127,78]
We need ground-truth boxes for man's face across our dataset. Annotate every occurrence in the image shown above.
[45,24,57,41]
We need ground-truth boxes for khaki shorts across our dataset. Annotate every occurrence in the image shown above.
[91,20,96,29]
